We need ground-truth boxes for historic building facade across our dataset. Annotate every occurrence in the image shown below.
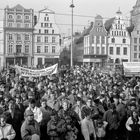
[105,9,131,64]
[130,0,140,62]
[83,15,108,67]
[34,8,61,67]
[4,4,34,67]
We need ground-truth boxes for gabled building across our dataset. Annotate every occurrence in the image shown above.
[105,9,131,64]
[83,15,108,67]
[33,8,61,67]
[130,0,140,62]
[4,4,34,67]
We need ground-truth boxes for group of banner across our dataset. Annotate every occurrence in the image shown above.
[15,64,58,77]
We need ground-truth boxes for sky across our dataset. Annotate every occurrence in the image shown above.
[0,0,137,36]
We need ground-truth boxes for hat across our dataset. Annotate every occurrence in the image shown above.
[25,110,34,117]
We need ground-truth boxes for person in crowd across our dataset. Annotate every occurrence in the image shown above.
[0,114,16,140]
[4,100,22,140]
[81,107,96,140]
[21,110,40,140]
[25,99,42,123]
[126,109,140,140]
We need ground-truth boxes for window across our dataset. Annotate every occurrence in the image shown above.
[17,34,21,41]
[134,45,137,51]
[37,46,41,53]
[8,34,12,40]
[97,47,100,54]
[52,30,54,34]
[8,14,13,19]
[44,46,48,53]
[44,30,48,34]
[139,46,140,51]
[25,45,29,53]
[50,23,52,27]
[47,17,49,21]
[41,23,43,27]
[102,47,105,54]
[119,31,121,36]
[91,47,94,54]
[17,15,21,20]
[124,32,126,36]
[39,29,41,34]
[123,47,127,55]
[123,38,126,43]
[111,38,115,43]
[37,36,41,42]
[92,36,94,43]
[25,15,30,20]
[8,44,13,54]
[112,31,114,36]
[38,58,42,65]
[96,36,100,44]
[116,47,120,55]
[52,46,55,53]
[137,30,139,34]
[16,45,22,53]
[109,47,113,55]
[25,34,29,41]
[44,17,46,21]
[25,24,29,28]
[52,37,56,43]
[17,23,21,28]
[139,38,140,44]
[45,36,48,43]
[134,53,137,58]
[8,22,13,27]
[45,23,48,27]
[101,36,105,44]
[134,38,137,44]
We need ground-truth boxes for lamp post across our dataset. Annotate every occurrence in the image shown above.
[70,0,74,67]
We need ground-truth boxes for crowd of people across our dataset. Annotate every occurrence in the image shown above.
[0,64,139,140]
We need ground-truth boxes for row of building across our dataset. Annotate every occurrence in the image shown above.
[63,0,140,67]
[0,4,61,67]
[0,0,140,68]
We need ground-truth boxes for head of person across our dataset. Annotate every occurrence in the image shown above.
[62,100,69,111]
[28,99,36,109]
[0,114,7,127]
[40,98,47,108]
[25,110,34,123]
[28,91,35,99]
[8,100,15,112]
[82,108,91,120]
[86,98,92,108]
[132,109,139,119]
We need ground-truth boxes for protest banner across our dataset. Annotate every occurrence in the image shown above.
[15,64,58,77]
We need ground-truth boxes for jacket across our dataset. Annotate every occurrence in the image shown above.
[0,123,16,140]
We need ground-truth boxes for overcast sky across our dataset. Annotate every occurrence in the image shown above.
[0,0,137,35]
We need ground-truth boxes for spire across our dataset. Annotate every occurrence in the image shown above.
[116,7,122,14]
[135,0,140,7]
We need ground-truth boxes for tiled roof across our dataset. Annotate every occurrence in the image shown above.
[12,4,25,9]
[83,22,93,36]
[136,0,140,7]
[104,17,115,32]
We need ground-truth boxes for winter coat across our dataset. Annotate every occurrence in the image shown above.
[0,123,16,140]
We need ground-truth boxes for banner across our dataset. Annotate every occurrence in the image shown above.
[15,64,58,77]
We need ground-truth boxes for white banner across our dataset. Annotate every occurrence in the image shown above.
[15,64,58,77]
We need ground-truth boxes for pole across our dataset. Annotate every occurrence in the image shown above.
[70,0,74,67]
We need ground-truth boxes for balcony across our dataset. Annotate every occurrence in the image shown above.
[14,52,29,57]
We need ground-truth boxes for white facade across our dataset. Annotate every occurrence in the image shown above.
[4,4,34,67]
[0,21,4,68]
[108,10,130,63]
[34,8,61,67]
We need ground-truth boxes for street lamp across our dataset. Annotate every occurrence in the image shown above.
[70,0,74,67]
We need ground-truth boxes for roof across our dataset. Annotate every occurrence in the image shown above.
[136,0,140,7]
[39,8,55,14]
[83,22,93,36]
[12,4,25,10]
[126,24,134,36]
[116,8,122,14]
[104,17,115,32]
[95,15,103,19]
